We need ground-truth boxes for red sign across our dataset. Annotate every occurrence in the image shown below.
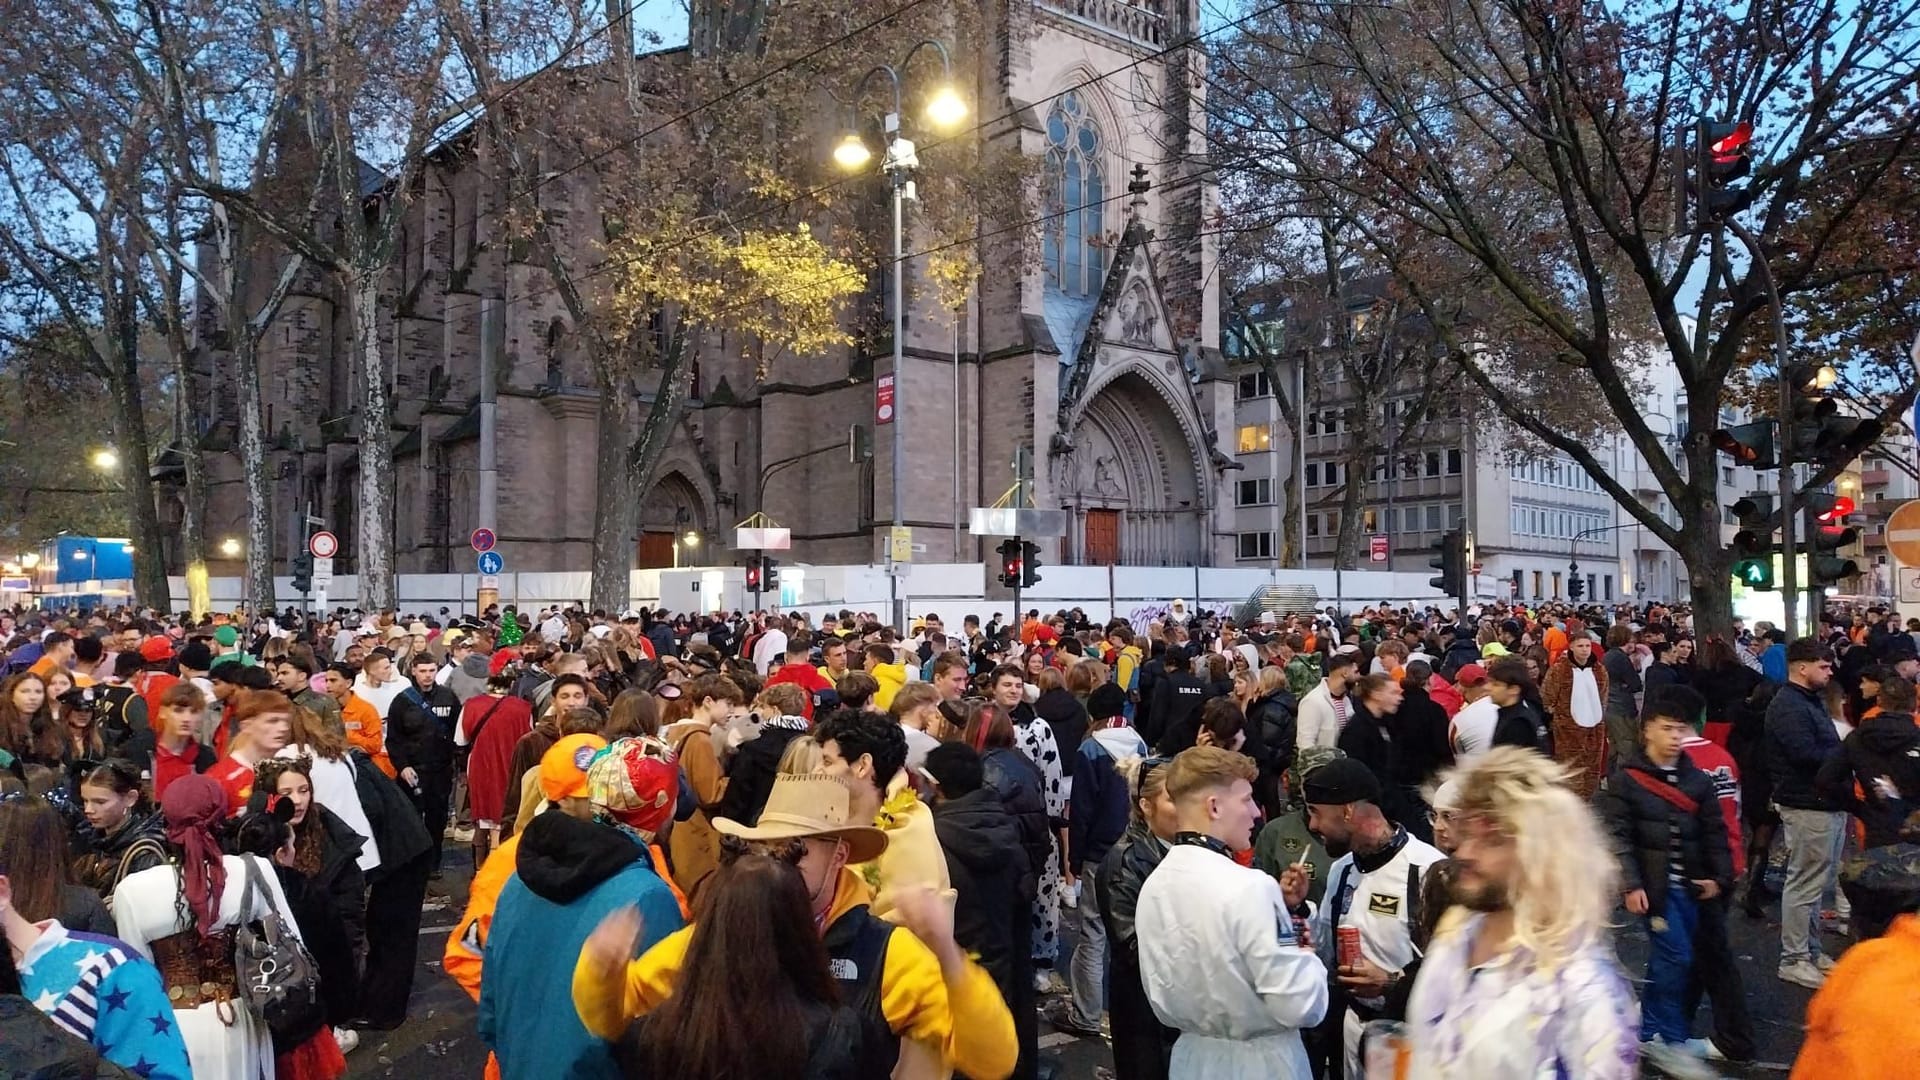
[308,531,339,559]
[875,374,895,425]
[470,528,497,553]
[1368,534,1389,562]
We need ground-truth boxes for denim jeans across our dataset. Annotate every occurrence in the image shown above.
[1641,886,1699,1044]
[1066,864,1107,1028]
[1778,806,1845,965]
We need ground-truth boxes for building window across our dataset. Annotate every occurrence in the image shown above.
[1426,505,1442,531]
[1425,451,1441,478]
[1446,448,1463,475]
[1327,511,1340,534]
[1362,508,1379,532]
[1326,462,1341,487]
[1236,424,1272,454]
[1451,504,1465,528]
[1237,532,1273,559]
[1042,92,1105,298]
[1604,574,1614,600]
[1236,371,1272,400]
[1236,478,1273,506]
[1307,514,1321,537]
[1305,463,1320,487]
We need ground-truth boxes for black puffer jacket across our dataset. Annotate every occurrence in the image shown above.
[980,746,1049,902]
[71,810,169,902]
[1096,825,1176,1080]
[931,789,1030,997]
[1032,688,1089,762]
[1817,711,1920,848]
[714,714,810,827]
[1246,689,1298,778]
[1595,749,1734,916]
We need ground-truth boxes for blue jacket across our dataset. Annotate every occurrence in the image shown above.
[17,921,191,1079]
[1764,681,1841,810]
[1760,642,1788,684]
[480,811,685,1079]
[1068,728,1143,869]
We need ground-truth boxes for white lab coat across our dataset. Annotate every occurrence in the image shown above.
[1137,843,1329,1079]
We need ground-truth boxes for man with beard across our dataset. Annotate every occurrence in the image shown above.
[1299,758,1446,1080]
[1403,748,1638,1078]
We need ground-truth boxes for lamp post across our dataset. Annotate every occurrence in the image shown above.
[833,40,967,632]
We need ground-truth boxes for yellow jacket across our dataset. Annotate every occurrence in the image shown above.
[871,661,908,711]
[572,866,1017,1080]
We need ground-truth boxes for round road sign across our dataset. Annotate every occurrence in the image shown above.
[308,531,339,559]
[477,551,504,576]
[1887,500,1920,566]
[471,528,497,553]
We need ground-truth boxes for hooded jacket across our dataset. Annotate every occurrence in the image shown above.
[868,660,908,712]
[765,663,835,720]
[480,811,685,1080]
[1817,712,1920,848]
[931,788,1030,997]
[1595,748,1733,916]
[1096,825,1178,1080]
[1068,729,1136,870]
[1033,687,1090,762]
[980,746,1051,902]
[447,653,491,704]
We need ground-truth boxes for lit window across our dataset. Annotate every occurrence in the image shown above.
[1236,424,1272,453]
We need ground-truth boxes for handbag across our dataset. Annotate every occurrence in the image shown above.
[233,854,326,1044]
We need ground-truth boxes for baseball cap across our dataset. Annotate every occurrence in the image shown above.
[587,737,679,839]
[539,733,609,802]
[1454,662,1489,686]
[213,625,239,647]
[138,636,174,663]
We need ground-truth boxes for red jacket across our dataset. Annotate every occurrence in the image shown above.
[1427,674,1464,719]
[1681,734,1746,879]
[764,662,833,720]
[460,694,535,825]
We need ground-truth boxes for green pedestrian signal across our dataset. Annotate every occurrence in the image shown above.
[1732,558,1774,590]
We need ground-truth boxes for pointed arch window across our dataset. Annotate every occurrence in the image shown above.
[1043,92,1106,298]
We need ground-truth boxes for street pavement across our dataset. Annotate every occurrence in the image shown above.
[348,845,1826,1079]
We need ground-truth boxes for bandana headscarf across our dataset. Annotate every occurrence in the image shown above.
[160,775,229,942]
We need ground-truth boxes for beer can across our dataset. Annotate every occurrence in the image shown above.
[1291,914,1313,951]
[1337,925,1362,970]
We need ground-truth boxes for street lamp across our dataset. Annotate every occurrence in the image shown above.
[220,537,242,558]
[91,448,119,472]
[20,552,39,570]
[832,39,967,632]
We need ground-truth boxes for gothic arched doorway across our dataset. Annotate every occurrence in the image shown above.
[636,471,710,568]
[1061,370,1206,567]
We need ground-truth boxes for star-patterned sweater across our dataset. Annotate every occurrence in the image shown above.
[17,919,192,1079]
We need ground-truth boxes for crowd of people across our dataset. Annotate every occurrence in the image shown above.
[1,596,1918,1078]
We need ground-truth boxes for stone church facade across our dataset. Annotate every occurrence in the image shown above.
[171,0,1235,580]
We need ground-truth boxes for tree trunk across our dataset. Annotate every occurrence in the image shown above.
[351,271,396,612]
[1279,469,1301,568]
[234,332,277,614]
[626,327,694,536]
[589,383,637,612]
[105,314,170,611]
[175,394,212,619]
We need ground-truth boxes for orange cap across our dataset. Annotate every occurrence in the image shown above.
[539,733,608,802]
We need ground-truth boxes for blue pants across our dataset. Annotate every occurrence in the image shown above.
[1642,886,1699,1044]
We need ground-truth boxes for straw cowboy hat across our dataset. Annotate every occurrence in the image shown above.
[713,774,889,865]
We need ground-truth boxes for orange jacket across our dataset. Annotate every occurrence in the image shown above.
[1794,914,1920,1079]
[447,834,520,1080]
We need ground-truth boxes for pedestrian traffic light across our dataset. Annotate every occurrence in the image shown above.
[1710,421,1777,470]
[1693,118,1753,222]
[1732,557,1774,590]
[1428,530,1467,599]
[291,551,312,593]
[1728,492,1778,590]
[744,558,763,591]
[761,555,781,585]
[1020,540,1042,589]
[996,539,1022,589]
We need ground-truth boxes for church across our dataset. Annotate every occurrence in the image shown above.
[170,0,1235,581]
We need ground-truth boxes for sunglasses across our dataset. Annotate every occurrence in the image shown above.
[1133,755,1172,800]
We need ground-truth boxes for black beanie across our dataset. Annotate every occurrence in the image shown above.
[1301,757,1382,806]
[1087,682,1127,721]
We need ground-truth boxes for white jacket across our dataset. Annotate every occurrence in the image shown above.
[1137,843,1328,1079]
[1297,682,1345,751]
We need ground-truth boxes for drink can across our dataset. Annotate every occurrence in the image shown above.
[1337,925,1362,970]
[1360,1019,1412,1080]
[1291,914,1312,950]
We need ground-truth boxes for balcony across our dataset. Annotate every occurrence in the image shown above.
[1041,0,1168,46]
[1861,468,1891,487]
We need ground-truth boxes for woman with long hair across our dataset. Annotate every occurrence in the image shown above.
[1098,755,1180,1080]
[1,799,192,1077]
[1542,634,1610,798]
[110,773,315,1079]
[71,758,170,903]
[0,794,113,933]
[615,853,865,1079]
[254,757,366,987]
[275,704,382,877]
[0,672,51,764]
[604,688,662,740]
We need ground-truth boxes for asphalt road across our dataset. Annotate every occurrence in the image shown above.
[347,848,1826,1079]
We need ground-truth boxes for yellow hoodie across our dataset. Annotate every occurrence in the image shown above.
[870,660,908,711]
[572,866,1016,1080]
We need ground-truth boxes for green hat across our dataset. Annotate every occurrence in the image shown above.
[213,626,239,647]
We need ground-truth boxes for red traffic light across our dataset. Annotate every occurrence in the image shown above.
[1003,558,1022,579]
[1817,495,1855,522]
[1709,121,1753,163]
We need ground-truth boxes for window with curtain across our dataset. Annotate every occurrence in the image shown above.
[1043,92,1106,297]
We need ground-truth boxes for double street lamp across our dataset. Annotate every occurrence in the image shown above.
[831,41,967,632]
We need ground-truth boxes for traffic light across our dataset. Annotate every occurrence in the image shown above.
[744,557,763,591]
[1568,570,1585,601]
[1728,492,1777,591]
[1020,540,1042,589]
[1784,368,1863,464]
[1804,496,1860,587]
[1710,421,1777,470]
[291,551,313,593]
[996,539,1022,589]
[1428,530,1467,599]
[761,555,781,586]
[1692,118,1753,223]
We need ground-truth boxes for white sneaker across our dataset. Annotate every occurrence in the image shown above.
[1641,1039,1717,1080]
[1812,952,1838,972]
[1683,1038,1728,1062]
[1778,959,1828,989]
[333,1027,360,1054]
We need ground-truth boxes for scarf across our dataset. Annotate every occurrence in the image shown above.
[1570,664,1604,728]
[159,774,229,943]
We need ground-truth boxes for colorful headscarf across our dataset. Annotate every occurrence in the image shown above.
[160,774,229,942]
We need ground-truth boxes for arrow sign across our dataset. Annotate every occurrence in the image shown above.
[477,551,504,575]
